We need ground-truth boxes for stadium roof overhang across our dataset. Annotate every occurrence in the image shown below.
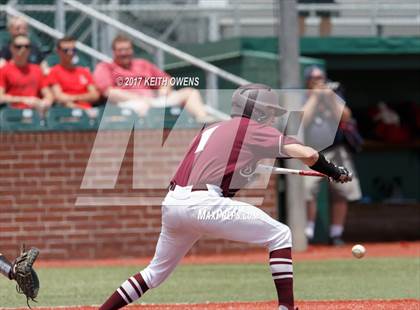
[164,37,420,71]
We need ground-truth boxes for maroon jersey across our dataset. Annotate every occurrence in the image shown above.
[171,117,299,197]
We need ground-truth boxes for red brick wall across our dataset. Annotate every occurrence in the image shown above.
[0,130,278,260]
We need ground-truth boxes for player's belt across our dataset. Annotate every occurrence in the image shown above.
[168,182,176,191]
[169,181,205,191]
[169,182,222,194]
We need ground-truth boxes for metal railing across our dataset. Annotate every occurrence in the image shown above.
[2,2,419,13]
[62,0,248,85]
[3,1,253,116]
[60,0,250,112]
[2,1,418,40]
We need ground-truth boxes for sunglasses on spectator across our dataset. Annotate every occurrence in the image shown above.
[59,47,76,54]
[13,44,31,49]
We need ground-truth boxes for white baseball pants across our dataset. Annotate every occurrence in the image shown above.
[140,185,292,289]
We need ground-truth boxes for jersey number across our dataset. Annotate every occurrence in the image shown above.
[194,126,219,153]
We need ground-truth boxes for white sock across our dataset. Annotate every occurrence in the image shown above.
[330,224,344,238]
[304,221,315,239]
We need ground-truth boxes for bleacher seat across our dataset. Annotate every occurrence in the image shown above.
[146,107,198,129]
[46,106,94,131]
[0,107,44,132]
[96,105,146,130]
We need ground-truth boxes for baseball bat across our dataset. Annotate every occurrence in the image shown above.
[254,164,327,178]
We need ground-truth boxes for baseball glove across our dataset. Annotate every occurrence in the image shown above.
[10,246,40,308]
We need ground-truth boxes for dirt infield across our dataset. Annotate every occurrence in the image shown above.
[6,299,420,310]
[38,241,420,268]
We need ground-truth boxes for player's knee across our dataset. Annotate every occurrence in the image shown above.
[283,225,292,244]
[269,225,292,251]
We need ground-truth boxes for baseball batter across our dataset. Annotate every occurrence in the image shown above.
[100,84,352,310]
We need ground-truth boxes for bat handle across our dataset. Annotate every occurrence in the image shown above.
[299,170,327,178]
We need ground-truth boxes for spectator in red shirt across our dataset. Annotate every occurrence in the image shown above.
[48,36,100,118]
[93,35,215,123]
[0,35,53,116]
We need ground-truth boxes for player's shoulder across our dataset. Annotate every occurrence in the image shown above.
[211,116,242,130]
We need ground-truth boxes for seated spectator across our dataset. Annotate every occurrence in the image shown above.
[93,34,216,123]
[48,36,100,118]
[0,35,53,116]
[0,16,48,73]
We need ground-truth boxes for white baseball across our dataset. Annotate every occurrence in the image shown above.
[352,244,366,259]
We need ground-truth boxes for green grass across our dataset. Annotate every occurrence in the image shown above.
[0,258,418,307]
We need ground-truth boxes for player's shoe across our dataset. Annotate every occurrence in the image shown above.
[304,226,316,244]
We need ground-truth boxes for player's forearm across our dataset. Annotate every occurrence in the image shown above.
[309,153,343,180]
[285,144,345,180]
[282,144,319,166]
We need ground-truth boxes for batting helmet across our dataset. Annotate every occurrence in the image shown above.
[231,83,286,122]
